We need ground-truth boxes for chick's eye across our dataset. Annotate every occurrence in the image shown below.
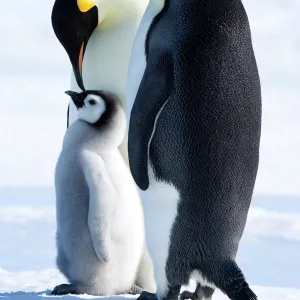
[89,99,96,105]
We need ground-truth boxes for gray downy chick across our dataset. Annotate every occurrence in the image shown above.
[52,90,155,296]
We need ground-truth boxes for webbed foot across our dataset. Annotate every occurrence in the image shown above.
[180,284,214,300]
[138,286,181,300]
[180,291,198,300]
[51,283,77,295]
[137,291,159,300]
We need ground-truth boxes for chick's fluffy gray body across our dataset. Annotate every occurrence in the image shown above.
[55,104,155,295]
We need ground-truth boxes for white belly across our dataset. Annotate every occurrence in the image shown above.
[68,27,137,162]
[69,21,140,125]
[68,5,149,162]
[141,165,179,298]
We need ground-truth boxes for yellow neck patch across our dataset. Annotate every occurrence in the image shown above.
[77,0,95,12]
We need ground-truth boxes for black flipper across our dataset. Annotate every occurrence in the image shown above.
[128,54,173,190]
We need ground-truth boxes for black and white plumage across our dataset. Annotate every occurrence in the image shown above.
[53,90,155,296]
[127,1,261,300]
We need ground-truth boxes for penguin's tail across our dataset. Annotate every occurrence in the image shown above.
[201,260,257,300]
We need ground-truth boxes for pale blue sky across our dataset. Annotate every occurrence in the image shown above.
[0,0,299,195]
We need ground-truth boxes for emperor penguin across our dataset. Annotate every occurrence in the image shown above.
[127,1,262,300]
[53,90,155,296]
[51,0,156,291]
[51,0,149,162]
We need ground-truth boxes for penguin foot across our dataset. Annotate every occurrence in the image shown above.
[180,284,214,300]
[180,291,198,300]
[137,287,181,300]
[51,283,77,295]
[127,285,144,295]
[137,291,158,300]
[180,291,213,300]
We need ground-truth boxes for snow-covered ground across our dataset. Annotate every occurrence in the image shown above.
[0,189,299,299]
[0,0,299,299]
[0,267,300,300]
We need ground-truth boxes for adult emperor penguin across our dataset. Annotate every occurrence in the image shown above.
[53,90,154,296]
[51,0,156,292]
[51,0,149,162]
[127,1,261,300]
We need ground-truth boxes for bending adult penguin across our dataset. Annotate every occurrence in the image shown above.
[128,1,261,300]
[53,90,154,296]
[51,0,156,292]
[51,0,149,161]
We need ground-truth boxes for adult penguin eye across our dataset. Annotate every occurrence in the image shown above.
[89,99,96,105]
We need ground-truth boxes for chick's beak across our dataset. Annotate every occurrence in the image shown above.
[65,90,85,108]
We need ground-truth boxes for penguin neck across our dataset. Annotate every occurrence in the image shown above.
[63,108,126,154]
[97,0,148,29]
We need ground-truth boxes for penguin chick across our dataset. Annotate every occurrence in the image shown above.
[52,90,154,296]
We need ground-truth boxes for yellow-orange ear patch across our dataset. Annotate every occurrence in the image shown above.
[77,0,95,12]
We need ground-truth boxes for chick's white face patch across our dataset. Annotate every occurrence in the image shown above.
[78,94,106,124]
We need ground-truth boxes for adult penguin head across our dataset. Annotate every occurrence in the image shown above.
[52,0,113,91]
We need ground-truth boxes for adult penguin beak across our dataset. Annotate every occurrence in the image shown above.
[72,42,87,91]
[51,0,99,91]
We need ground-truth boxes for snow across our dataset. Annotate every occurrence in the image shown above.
[0,206,55,224]
[0,0,299,299]
[0,189,299,299]
[0,272,300,300]
[246,208,300,242]
[0,267,300,299]
[0,268,64,294]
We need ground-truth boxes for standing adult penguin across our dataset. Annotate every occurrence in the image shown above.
[127,1,261,300]
[51,0,149,161]
[53,90,152,296]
